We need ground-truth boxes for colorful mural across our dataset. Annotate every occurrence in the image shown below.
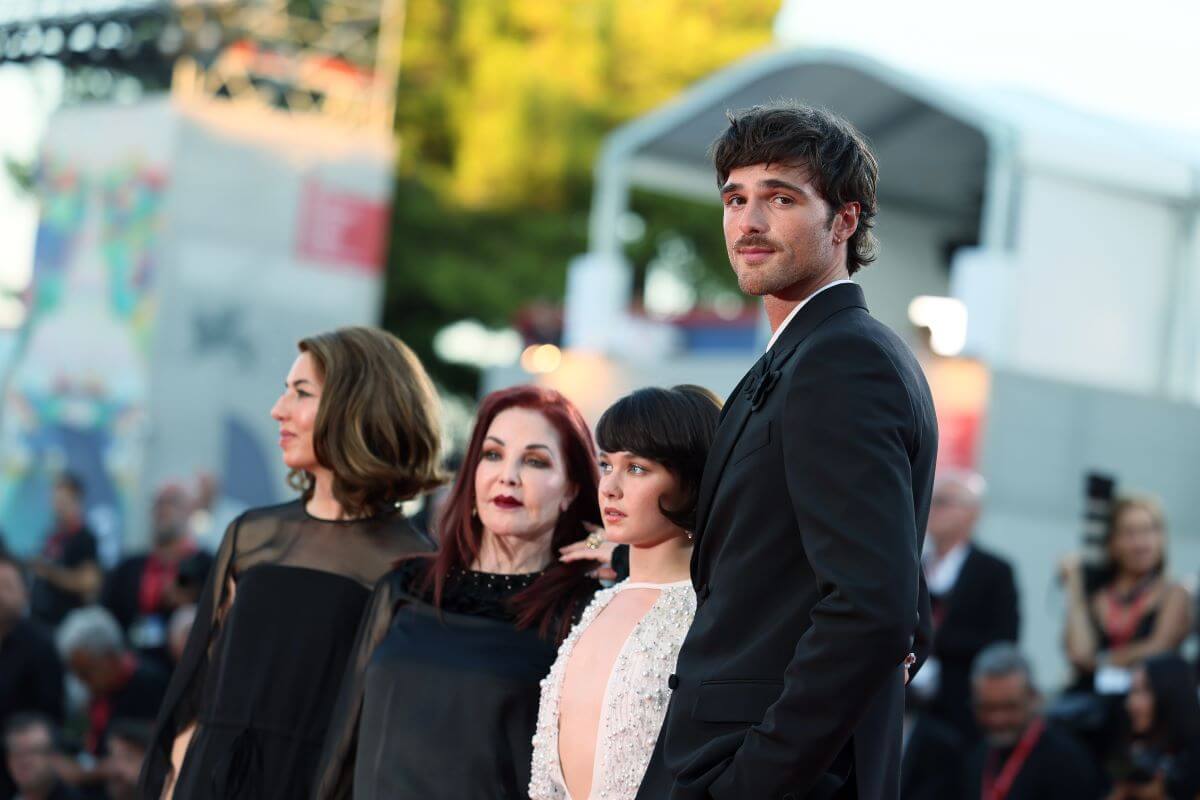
[0,154,166,558]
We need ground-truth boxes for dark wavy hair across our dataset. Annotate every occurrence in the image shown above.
[711,101,879,276]
[595,385,722,533]
[289,327,446,518]
[424,385,601,642]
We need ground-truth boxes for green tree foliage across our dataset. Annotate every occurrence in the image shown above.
[385,0,779,394]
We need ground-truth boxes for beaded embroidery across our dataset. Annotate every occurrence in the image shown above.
[529,581,696,799]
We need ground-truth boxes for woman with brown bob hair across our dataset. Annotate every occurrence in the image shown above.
[140,327,444,800]
[315,384,603,799]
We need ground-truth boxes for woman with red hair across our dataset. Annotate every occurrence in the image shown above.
[315,385,603,799]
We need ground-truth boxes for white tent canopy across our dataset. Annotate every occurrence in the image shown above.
[583,46,1200,400]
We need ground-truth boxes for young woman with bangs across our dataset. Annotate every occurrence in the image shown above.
[140,327,444,800]
[529,384,722,800]
[315,385,605,799]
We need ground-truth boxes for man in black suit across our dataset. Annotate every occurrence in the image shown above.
[963,643,1105,799]
[636,102,938,800]
[910,470,1020,741]
[900,700,964,800]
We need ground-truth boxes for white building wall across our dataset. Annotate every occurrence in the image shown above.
[856,204,968,334]
[977,369,1200,688]
[140,101,394,548]
[1008,170,1179,395]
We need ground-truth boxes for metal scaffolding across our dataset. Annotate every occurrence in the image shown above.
[0,0,404,133]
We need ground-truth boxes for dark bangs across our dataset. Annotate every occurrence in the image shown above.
[595,385,722,533]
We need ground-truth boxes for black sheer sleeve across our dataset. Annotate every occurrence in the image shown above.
[313,566,417,800]
[138,514,240,798]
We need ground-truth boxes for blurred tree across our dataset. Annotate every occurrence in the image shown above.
[3,158,35,194]
[385,0,779,394]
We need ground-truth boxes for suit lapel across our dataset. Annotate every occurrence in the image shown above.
[693,374,755,537]
[690,283,870,570]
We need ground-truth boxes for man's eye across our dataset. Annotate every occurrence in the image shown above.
[724,196,744,207]
[772,195,794,205]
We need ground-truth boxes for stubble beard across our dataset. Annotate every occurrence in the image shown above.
[733,248,823,298]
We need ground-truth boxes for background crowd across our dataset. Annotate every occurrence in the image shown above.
[0,473,217,800]
[1,449,1198,798]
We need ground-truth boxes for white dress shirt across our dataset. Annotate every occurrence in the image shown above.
[922,541,971,597]
[765,279,856,352]
[911,541,971,699]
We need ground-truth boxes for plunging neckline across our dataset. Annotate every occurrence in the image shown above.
[555,579,690,800]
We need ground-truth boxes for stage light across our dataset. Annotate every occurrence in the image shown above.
[434,320,523,368]
[712,290,744,321]
[97,20,124,49]
[87,67,113,95]
[21,25,43,57]
[69,22,96,53]
[156,22,183,55]
[113,74,141,102]
[908,295,968,357]
[521,344,563,375]
[4,31,23,59]
[43,26,66,56]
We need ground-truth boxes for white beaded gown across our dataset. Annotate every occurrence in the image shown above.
[529,579,696,800]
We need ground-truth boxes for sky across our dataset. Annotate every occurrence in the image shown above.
[2,2,1199,299]
[776,0,1200,134]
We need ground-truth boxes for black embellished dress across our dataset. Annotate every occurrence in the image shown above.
[138,500,433,800]
[315,561,598,800]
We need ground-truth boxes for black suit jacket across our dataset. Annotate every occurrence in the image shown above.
[962,722,1106,800]
[637,283,938,800]
[928,544,1019,739]
[901,714,964,800]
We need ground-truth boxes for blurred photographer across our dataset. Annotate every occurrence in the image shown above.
[1058,496,1192,765]
[1063,496,1191,691]
[1108,654,1200,800]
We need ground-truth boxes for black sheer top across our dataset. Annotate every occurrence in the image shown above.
[314,560,597,799]
[138,500,432,800]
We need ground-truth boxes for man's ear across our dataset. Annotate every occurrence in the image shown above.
[831,201,860,245]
